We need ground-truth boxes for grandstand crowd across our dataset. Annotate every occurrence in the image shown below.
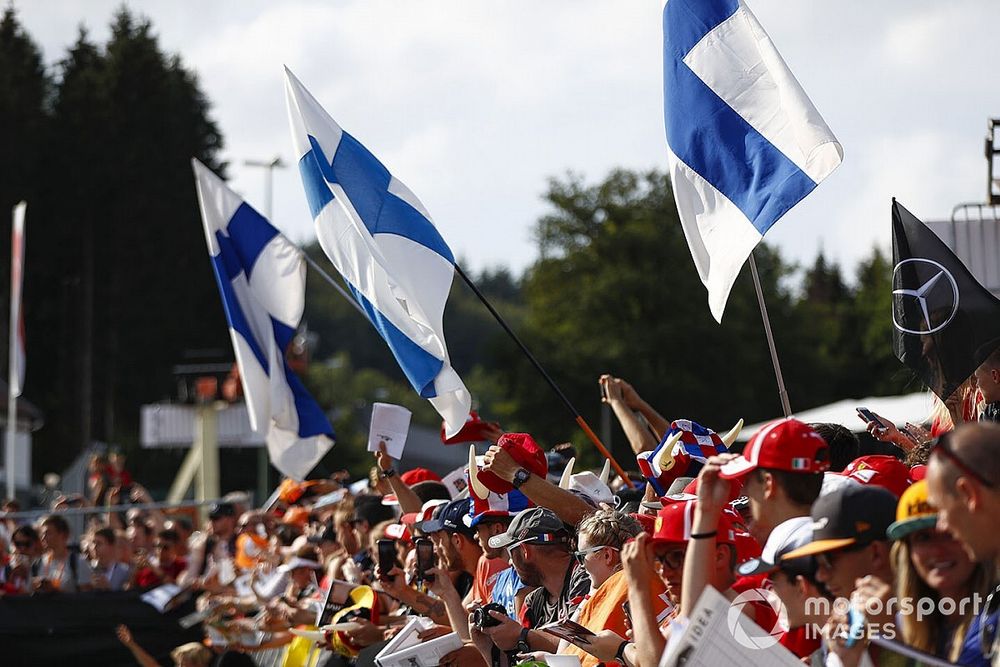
[4,365,1000,667]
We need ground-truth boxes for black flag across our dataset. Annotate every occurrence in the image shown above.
[892,199,1000,399]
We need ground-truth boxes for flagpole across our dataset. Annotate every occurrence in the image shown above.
[6,202,25,499]
[748,252,792,418]
[5,368,14,500]
[453,264,634,488]
[302,253,367,317]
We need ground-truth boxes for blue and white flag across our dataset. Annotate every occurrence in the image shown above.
[192,159,334,480]
[663,0,843,322]
[284,68,472,436]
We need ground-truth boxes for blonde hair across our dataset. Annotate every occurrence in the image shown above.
[170,642,212,667]
[892,538,992,661]
[578,510,641,550]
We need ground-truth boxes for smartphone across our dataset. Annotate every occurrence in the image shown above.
[621,600,632,627]
[856,407,886,428]
[415,538,436,583]
[377,539,397,581]
[600,380,609,402]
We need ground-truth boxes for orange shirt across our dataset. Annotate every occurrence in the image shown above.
[471,554,510,604]
[235,533,269,571]
[562,570,672,667]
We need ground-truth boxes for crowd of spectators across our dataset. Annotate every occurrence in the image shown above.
[2,354,1000,667]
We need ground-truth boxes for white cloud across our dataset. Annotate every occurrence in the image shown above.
[10,0,1000,278]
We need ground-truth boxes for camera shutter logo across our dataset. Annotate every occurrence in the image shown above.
[727,588,785,649]
[891,259,959,335]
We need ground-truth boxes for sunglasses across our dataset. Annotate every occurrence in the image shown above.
[815,543,868,570]
[654,548,686,571]
[572,545,618,566]
[932,434,996,489]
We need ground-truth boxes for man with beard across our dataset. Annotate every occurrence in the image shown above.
[479,507,591,658]
[419,498,482,598]
[379,498,484,628]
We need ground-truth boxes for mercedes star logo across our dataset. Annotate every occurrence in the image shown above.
[892,258,959,335]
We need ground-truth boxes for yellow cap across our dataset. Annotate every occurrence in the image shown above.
[886,480,938,540]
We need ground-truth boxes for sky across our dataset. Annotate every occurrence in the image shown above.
[12,0,1000,282]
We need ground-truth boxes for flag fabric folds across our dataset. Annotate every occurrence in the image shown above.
[192,159,333,480]
[9,202,26,398]
[891,199,1000,400]
[284,68,472,436]
[662,0,843,322]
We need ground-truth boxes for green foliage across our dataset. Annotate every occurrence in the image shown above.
[0,7,228,477]
[1,8,909,486]
[302,353,441,475]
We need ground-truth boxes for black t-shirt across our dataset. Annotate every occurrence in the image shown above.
[981,402,1000,423]
[455,571,474,599]
[522,563,591,627]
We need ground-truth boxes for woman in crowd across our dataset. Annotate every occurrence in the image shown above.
[887,480,994,665]
[557,509,650,667]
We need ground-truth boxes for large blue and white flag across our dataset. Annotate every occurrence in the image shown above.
[192,159,334,480]
[663,0,843,322]
[284,68,471,436]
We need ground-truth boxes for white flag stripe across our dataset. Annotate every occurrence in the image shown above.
[683,3,843,184]
[9,202,26,398]
[192,159,334,480]
[285,69,471,435]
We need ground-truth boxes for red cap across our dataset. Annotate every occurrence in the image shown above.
[478,433,548,494]
[651,498,737,545]
[682,476,745,504]
[384,523,412,541]
[909,464,927,482]
[719,419,830,479]
[733,529,762,564]
[399,468,442,486]
[838,455,912,498]
[631,513,657,536]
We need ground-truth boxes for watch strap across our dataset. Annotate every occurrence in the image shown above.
[516,626,531,653]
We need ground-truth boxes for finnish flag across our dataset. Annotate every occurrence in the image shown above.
[663,0,843,322]
[192,159,334,481]
[284,69,472,436]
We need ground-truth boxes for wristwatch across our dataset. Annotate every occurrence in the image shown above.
[516,627,531,654]
[511,468,532,489]
[381,468,397,479]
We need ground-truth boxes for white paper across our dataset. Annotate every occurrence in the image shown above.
[312,488,348,510]
[660,586,801,667]
[367,402,412,459]
[441,455,483,499]
[376,629,463,667]
[140,583,182,613]
[375,615,436,665]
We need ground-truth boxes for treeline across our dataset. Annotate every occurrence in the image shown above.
[302,169,913,470]
[0,8,228,479]
[0,8,912,485]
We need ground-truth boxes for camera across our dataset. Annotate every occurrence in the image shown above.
[472,602,507,629]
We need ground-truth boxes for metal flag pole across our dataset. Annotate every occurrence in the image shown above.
[301,253,367,317]
[6,202,25,500]
[453,264,634,487]
[748,252,792,418]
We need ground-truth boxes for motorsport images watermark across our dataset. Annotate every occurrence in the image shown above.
[727,588,987,649]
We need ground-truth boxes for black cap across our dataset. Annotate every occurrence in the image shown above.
[781,485,897,561]
[487,507,570,550]
[417,498,475,537]
[209,502,236,520]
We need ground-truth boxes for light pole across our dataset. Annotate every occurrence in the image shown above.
[244,156,285,504]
